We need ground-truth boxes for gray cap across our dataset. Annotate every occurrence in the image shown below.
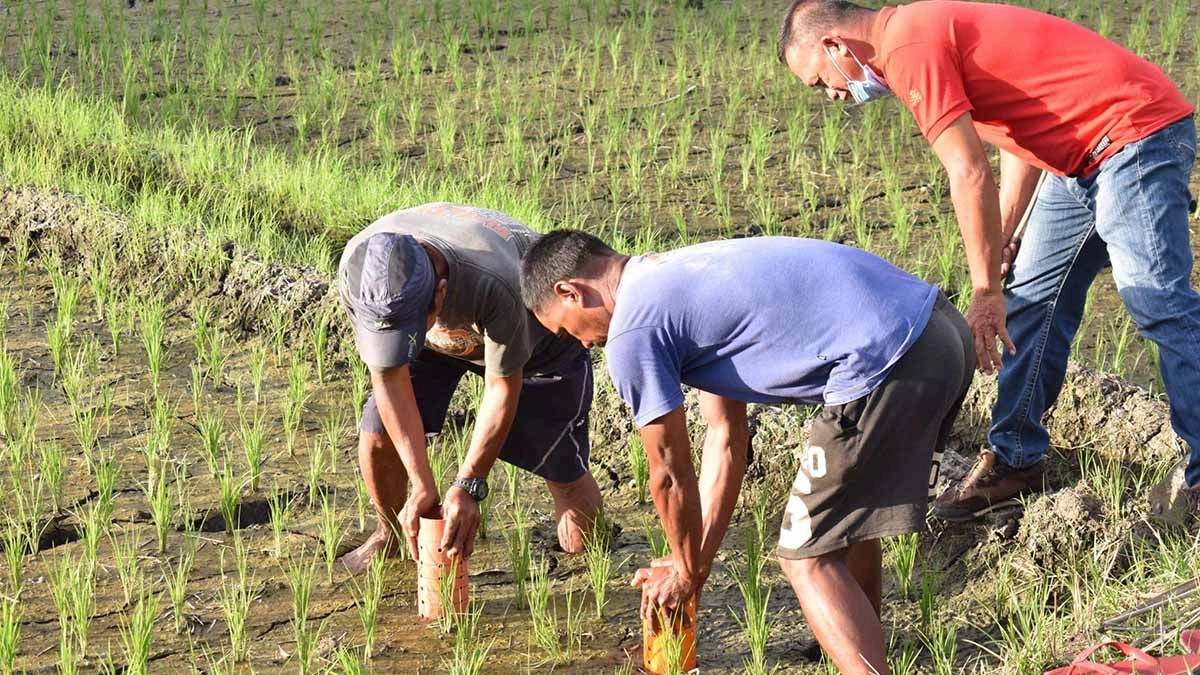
[340,232,436,370]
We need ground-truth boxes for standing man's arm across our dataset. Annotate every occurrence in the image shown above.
[371,366,442,560]
[441,369,523,559]
[997,148,1044,276]
[930,113,1016,373]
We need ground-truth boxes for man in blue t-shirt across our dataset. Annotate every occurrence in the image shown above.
[521,231,974,674]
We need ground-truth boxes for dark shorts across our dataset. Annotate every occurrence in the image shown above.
[360,350,593,483]
[777,293,975,559]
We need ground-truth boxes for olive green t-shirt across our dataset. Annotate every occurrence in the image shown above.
[339,203,583,377]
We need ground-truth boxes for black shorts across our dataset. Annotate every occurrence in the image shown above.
[777,293,975,559]
[360,350,593,483]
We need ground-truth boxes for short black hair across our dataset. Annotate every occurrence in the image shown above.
[777,0,871,65]
[521,230,619,312]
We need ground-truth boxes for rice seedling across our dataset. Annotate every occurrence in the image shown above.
[350,551,385,659]
[309,309,332,383]
[238,401,267,492]
[118,579,160,675]
[731,518,774,675]
[144,460,174,554]
[887,532,920,600]
[627,434,649,504]
[651,604,691,675]
[284,553,324,675]
[319,490,346,583]
[205,330,228,384]
[196,408,224,477]
[888,635,921,675]
[110,528,143,607]
[924,618,958,675]
[503,460,521,506]
[163,536,196,634]
[429,436,453,500]
[0,598,19,674]
[336,645,369,674]
[322,407,348,475]
[106,296,134,355]
[192,299,213,358]
[138,295,168,394]
[284,355,309,457]
[189,362,206,411]
[0,355,15,442]
[49,550,95,660]
[268,484,292,558]
[220,536,257,663]
[646,521,670,560]
[434,554,464,634]
[349,356,370,426]
[38,441,66,511]
[444,599,494,675]
[582,513,614,618]
[218,454,243,533]
[1,521,24,598]
[94,455,119,520]
[527,554,561,659]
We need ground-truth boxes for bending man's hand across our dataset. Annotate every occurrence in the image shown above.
[633,563,699,634]
[441,485,480,560]
[399,487,439,561]
[967,288,1016,374]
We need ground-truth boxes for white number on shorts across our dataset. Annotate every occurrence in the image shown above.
[778,445,826,550]
[804,445,827,479]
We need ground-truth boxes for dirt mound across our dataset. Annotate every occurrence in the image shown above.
[1018,487,1106,570]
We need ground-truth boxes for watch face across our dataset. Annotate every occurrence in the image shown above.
[457,477,488,501]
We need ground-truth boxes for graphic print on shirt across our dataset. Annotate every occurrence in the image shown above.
[426,321,485,360]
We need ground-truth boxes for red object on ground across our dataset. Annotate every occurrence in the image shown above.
[1044,631,1200,674]
[416,507,468,622]
[641,566,698,675]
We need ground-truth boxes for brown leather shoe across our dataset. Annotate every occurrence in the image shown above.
[933,450,1046,522]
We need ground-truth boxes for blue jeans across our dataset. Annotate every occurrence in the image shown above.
[990,116,1200,486]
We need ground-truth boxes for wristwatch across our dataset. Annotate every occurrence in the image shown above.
[450,476,489,502]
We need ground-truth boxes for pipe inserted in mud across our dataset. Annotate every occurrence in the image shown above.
[641,565,698,674]
[416,507,469,622]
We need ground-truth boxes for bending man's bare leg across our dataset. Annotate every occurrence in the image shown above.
[339,431,408,573]
[545,472,603,553]
[845,538,883,616]
[780,540,890,675]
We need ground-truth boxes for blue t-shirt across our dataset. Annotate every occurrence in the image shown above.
[605,238,939,427]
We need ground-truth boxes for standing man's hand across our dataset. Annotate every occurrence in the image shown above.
[441,486,480,559]
[399,487,439,561]
[968,288,1016,374]
[1000,236,1021,278]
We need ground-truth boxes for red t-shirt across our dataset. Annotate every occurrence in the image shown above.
[874,1,1195,176]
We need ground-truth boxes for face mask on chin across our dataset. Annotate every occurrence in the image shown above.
[824,44,892,105]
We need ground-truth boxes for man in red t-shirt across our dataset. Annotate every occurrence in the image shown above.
[779,1,1197,670]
